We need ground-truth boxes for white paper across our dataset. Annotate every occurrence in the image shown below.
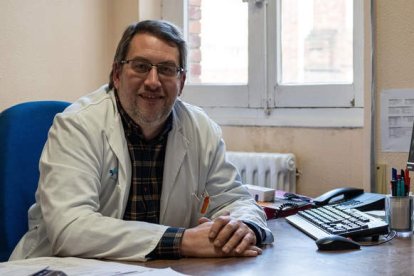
[0,257,185,276]
[381,89,414,152]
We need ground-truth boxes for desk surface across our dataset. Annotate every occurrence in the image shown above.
[139,219,413,276]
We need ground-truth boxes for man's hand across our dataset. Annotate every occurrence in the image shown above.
[207,215,258,254]
[180,215,262,258]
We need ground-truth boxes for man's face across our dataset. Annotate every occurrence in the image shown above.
[113,33,185,132]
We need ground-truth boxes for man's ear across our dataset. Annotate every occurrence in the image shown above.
[112,63,121,89]
[178,72,186,96]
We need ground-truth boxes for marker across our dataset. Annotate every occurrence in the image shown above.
[200,196,210,214]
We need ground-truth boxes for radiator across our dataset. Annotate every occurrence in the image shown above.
[226,151,296,192]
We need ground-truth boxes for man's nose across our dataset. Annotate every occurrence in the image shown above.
[144,66,161,88]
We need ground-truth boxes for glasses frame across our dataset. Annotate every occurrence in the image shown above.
[120,59,185,78]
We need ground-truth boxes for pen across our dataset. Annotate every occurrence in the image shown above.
[390,179,397,196]
[405,168,411,193]
[397,179,401,196]
[392,167,398,181]
[200,195,210,214]
[391,168,397,196]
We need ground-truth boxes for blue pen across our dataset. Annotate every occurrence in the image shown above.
[391,168,398,196]
[391,179,397,196]
[392,168,398,181]
[397,179,401,196]
[401,176,406,196]
[397,178,405,196]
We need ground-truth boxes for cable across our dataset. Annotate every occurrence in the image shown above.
[357,230,397,247]
[273,202,299,219]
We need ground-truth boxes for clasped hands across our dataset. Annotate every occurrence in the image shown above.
[181,214,262,258]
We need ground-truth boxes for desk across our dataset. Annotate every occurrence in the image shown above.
[139,219,414,276]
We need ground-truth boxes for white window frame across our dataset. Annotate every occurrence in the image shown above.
[161,0,365,127]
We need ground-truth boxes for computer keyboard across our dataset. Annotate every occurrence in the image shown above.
[285,205,389,240]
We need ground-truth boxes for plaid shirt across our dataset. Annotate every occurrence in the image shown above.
[115,92,184,259]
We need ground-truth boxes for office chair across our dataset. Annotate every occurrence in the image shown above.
[0,101,70,261]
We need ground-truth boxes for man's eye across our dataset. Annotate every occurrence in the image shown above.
[132,62,150,72]
[158,65,176,75]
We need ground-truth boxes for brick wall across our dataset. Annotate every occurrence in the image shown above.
[188,0,202,83]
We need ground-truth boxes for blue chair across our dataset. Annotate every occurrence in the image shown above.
[0,101,70,261]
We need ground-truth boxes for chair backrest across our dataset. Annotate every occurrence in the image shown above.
[0,101,70,261]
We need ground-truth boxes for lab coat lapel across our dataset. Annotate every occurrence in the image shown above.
[160,111,189,221]
[105,105,131,217]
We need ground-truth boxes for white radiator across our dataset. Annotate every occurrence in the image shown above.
[226,151,296,193]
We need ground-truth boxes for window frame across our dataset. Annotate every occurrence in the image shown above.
[161,0,365,127]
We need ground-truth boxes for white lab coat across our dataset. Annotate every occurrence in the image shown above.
[10,85,273,261]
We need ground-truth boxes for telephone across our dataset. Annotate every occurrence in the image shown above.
[312,187,385,211]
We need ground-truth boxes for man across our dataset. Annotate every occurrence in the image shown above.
[10,20,273,261]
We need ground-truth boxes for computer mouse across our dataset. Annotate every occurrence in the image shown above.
[315,235,361,251]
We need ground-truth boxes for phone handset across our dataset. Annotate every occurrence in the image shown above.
[312,187,364,207]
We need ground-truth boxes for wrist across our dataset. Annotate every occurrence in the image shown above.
[180,228,194,257]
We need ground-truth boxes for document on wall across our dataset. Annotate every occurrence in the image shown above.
[0,257,185,276]
[381,89,414,152]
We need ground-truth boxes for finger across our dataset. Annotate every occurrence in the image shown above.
[221,226,256,254]
[237,246,263,257]
[213,219,249,249]
[233,231,257,254]
[212,217,235,246]
[209,215,231,240]
[198,217,211,224]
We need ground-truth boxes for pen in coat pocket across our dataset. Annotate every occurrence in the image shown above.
[200,195,210,214]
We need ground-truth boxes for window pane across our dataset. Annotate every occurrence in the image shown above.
[187,0,247,84]
[280,0,353,84]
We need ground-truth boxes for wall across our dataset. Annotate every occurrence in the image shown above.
[0,0,411,198]
[0,0,138,111]
[375,0,414,178]
[222,127,364,197]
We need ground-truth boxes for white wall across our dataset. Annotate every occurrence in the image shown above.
[0,0,138,111]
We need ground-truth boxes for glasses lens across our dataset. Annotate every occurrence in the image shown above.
[130,60,151,74]
[157,64,179,77]
[126,60,181,77]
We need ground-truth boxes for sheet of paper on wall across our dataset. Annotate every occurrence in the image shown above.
[0,257,185,276]
[381,89,414,152]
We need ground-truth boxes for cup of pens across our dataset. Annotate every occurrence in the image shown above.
[386,168,412,237]
[385,195,413,237]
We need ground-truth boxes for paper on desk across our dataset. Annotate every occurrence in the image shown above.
[0,257,185,276]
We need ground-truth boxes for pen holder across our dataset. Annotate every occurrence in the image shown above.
[385,195,413,238]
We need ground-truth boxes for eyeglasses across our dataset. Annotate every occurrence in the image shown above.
[120,59,184,78]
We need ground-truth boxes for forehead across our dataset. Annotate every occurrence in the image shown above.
[127,33,180,64]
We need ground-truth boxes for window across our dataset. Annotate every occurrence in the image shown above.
[162,0,365,127]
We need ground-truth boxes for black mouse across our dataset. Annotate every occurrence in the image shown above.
[316,235,361,251]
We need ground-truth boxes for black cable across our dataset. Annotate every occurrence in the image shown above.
[273,202,299,219]
[357,230,397,247]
